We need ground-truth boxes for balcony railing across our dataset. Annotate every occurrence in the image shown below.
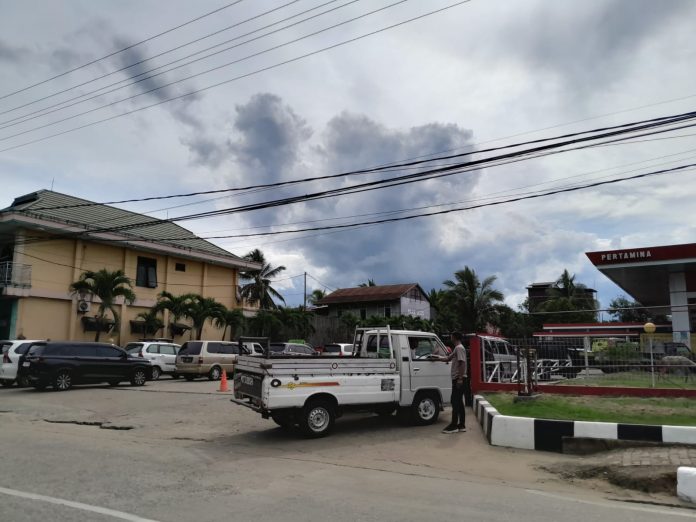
[0,261,32,288]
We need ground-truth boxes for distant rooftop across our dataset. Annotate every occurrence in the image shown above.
[2,190,256,268]
[317,283,428,305]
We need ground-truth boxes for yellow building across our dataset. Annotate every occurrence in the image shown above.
[0,190,260,344]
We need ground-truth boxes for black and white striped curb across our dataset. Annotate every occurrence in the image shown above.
[473,394,696,453]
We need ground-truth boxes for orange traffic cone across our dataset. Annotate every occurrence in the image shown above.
[218,368,229,392]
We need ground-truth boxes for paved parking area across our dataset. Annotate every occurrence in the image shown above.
[1,378,694,521]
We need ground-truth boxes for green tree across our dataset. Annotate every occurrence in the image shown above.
[443,267,504,333]
[185,295,226,340]
[135,309,164,337]
[214,307,246,341]
[307,289,326,306]
[358,279,376,287]
[240,249,286,309]
[69,269,136,342]
[154,291,196,337]
[538,269,597,323]
[247,309,283,338]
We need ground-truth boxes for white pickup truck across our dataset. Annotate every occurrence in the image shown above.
[232,327,453,437]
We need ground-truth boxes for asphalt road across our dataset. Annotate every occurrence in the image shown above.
[1,378,694,521]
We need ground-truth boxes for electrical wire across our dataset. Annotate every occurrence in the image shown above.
[0,1,472,154]
[0,0,246,101]
[0,0,358,128]
[0,0,410,143]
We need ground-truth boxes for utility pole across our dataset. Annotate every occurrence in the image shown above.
[303,272,307,310]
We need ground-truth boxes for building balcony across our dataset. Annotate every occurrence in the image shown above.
[0,261,32,288]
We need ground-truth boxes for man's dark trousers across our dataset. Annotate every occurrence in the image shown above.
[450,379,466,428]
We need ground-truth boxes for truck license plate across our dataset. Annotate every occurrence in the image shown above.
[235,372,262,397]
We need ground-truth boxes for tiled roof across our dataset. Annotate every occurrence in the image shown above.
[317,283,428,304]
[2,190,248,263]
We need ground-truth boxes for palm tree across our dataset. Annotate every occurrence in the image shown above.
[135,309,164,337]
[539,269,597,322]
[69,269,136,341]
[358,279,376,287]
[443,267,504,333]
[247,309,283,338]
[154,291,196,337]
[239,249,286,309]
[307,289,326,306]
[214,307,245,341]
[185,295,227,340]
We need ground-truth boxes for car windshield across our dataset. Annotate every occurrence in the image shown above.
[178,342,202,355]
[125,343,143,354]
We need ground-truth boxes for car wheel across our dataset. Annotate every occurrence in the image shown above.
[299,400,335,438]
[1,380,14,388]
[411,393,439,426]
[17,375,30,388]
[53,370,72,392]
[130,368,147,386]
[184,374,195,381]
[208,366,222,381]
[151,366,161,380]
[108,380,120,387]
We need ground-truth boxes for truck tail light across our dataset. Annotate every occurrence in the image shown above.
[2,352,9,364]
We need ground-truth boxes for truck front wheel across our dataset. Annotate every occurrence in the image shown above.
[411,393,440,426]
[299,400,335,438]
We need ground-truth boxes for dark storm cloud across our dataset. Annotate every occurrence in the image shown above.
[495,0,692,92]
[0,39,31,63]
[228,93,312,183]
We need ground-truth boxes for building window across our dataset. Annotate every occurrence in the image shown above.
[384,306,391,318]
[136,257,158,288]
[175,262,186,272]
[360,308,367,320]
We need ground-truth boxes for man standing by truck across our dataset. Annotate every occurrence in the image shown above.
[442,332,467,434]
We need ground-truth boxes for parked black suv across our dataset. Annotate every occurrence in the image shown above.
[19,341,152,391]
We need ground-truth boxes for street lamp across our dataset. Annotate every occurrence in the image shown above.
[644,322,656,388]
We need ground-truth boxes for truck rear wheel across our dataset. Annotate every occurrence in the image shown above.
[299,400,335,438]
[411,393,440,426]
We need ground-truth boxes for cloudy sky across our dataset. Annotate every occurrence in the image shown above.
[2,0,696,312]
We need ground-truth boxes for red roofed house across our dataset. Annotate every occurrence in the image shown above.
[316,283,431,321]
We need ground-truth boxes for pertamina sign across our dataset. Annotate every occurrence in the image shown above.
[586,243,696,266]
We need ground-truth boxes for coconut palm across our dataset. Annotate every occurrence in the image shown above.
[307,289,326,306]
[443,267,504,333]
[239,249,286,309]
[184,295,227,340]
[69,269,136,341]
[135,309,164,337]
[539,269,597,322]
[214,307,245,341]
[154,291,196,337]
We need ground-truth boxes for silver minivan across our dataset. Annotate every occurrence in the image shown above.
[175,341,240,381]
[124,341,181,380]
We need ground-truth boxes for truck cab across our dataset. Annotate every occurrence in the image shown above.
[232,327,452,437]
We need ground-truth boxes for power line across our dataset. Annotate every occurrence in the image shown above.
[83,162,696,242]
[0,0,408,143]
[0,1,246,101]
[19,107,696,213]
[0,0,353,127]
[0,1,471,154]
[10,115,696,250]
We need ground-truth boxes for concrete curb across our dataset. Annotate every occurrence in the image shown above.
[678,467,696,504]
[473,394,696,453]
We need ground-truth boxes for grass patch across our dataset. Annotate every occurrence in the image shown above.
[485,393,696,426]
[557,371,696,390]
